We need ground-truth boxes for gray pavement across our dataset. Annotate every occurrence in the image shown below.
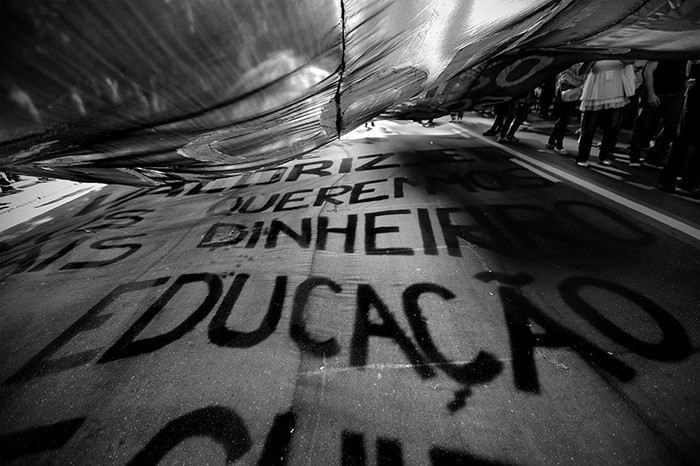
[1,117,699,465]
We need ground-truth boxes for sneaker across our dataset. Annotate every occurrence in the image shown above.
[601,159,613,166]
[576,161,589,167]
[497,136,506,143]
[629,162,641,167]
[483,129,498,136]
[545,143,555,150]
[504,135,519,143]
[553,147,568,155]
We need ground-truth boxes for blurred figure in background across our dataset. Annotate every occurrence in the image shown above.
[497,90,536,144]
[0,171,21,195]
[657,60,700,198]
[483,101,512,137]
[628,60,687,168]
[575,60,636,167]
[546,62,586,155]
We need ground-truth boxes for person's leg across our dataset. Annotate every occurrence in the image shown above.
[547,123,560,147]
[646,93,684,165]
[629,104,652,163]
[484,115,501,135]
[493,111,505,130]
[576,110,598,164]
[498,101,517,139]
[547,92,563,146]
[675,83,700,190]
[642,112,666,167]
[599,107,622,163]
[539,77,556,118]
[484,103,506,135]
[554,101,575,149]
[659,94,693,187]
[644,111,663,150]
[506,102,530,140]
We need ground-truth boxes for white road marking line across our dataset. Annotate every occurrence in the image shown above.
[452,126,700,243]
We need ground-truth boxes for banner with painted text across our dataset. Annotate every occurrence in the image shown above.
[2,0,700,185]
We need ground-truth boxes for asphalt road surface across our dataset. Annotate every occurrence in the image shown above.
[1,116,699,465]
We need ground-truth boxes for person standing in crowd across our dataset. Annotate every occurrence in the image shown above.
[483,101,512,137]
[546,63,586,155]
[628,59,687,168]
[657,60,700,198]
[497,90,536,143]
[575,60,636,167]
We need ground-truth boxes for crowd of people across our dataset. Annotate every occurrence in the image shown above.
[1,171,53,195]
[481,59,699,199]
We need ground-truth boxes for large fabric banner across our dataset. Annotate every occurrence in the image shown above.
[2,0,700,184]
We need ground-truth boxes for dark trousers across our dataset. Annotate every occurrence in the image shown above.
[659,81,699,188]
[629,92,684,163]
[487,101,513,133]
[576,107,623,163]
[539,77,556,117]
[500,100,531,138]
[548,94,577,149]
